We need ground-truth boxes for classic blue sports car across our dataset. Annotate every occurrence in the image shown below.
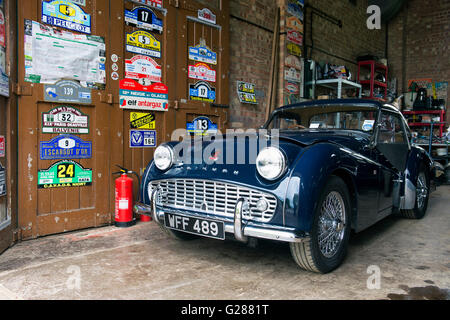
[134,99,434,273]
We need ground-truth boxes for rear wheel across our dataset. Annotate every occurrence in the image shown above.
[400,165,430,219]
[290,176,351,273]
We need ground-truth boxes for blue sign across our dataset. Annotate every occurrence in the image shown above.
[189,81,216,103]
[188,45,217,65]
[125,7,163,33]
[130,130,157,148]
[187,117,218,136]
[42,1,92,34]
[40,135,92,160]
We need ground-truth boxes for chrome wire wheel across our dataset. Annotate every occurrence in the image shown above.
[416,172,428,210]
[318,191,347,258]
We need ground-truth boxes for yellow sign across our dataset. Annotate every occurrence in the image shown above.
[127,31,160,51]
[130,112,156,129]
[287,42,302,57]
[59,5,76,17]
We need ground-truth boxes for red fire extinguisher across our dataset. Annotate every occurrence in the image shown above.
[113,165,142,228]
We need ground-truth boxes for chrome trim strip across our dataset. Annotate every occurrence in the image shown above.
[152,207,308,243]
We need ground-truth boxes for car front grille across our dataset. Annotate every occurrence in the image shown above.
[149,179,277,223]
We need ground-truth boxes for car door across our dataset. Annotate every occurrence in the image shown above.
[374,110,410,215]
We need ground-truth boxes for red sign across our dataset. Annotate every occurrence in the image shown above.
[287,30,303,46]
[0,10,5,48]
[0,136,5,157]
[135,0,163,8]
[120,79,169,112]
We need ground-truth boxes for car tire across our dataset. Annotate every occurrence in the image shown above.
[290,176,351,273]
[400,164,430,219]
[159,224,199,241]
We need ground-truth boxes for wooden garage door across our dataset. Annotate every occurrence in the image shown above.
[16,0,229,239]
[17,0,112,238]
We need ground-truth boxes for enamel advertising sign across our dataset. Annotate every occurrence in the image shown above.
[130,112,156,129]
[188,63,216,82]
[187,117,218,136]
[237,81,257,104]
[286,16,303,33]
[285,82,300,95]
[125,6,163,33]
[0,136,5,157]
[189,81,216,103]
[120,79,168,112]
[188,44,217,65]
[287,30,303,46]
[198,8,216,24]
[285,67,302,82]
[287,42,302,57]
[41,0,92,34]
[126,30,161,58]
[44,80,92,104]
[42,106,89,134]
[38,160,92,189]
[285,55,302,70]
[129,130,157,148]
[40,135,92,160]
[125,55,162,83]
[134,0,163,8]
[0,9,5,47]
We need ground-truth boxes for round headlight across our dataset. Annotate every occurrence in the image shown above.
[256,147,286,181]
[154,145,174,171]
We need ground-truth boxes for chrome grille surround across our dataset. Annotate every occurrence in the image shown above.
[149,179,278,223]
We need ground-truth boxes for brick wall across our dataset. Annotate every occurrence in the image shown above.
[388,0,450,122]
[228,0,388,129]
[228,0,279,129]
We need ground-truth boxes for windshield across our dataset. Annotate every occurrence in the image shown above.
[266,105,378,132]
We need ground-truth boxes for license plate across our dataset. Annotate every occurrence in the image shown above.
[164,213,225,240]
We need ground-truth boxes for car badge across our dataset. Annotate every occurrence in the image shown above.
[209,150,220,161]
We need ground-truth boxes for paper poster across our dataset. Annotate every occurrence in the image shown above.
[24,20,106,88]
[237,81,257,104]
[40,135,92,160]
[189,81,216,103]
[41,0,92,34]
[188,63,216,82]
[125,6,163,33]
[187,117,218,136]
[125,55,162,83]
[120,79,168,112]
[126,30,161,58]
[130,130,157,148]
[189,44,217,65]
[130,112,156,129]
[44,80,92,104]
[42,106,89,134]
[38,160,92,189]
[198,8,216,24]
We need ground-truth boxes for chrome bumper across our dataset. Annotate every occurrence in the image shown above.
[133,191,309,244]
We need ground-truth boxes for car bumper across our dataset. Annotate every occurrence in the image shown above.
[133,191,309,244]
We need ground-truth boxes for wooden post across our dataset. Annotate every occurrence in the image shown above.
[265,7,280,122]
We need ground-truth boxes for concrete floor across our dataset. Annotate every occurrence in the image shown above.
[0,186,449,300]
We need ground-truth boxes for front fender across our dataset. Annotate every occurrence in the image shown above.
[284,143,356,232]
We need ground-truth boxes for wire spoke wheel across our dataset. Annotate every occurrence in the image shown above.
[317,191,346,258]
[416,172,428,210]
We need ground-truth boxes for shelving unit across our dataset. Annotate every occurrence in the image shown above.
[403,109,449,166]
[357,60,388,101]
[307,78,362,99]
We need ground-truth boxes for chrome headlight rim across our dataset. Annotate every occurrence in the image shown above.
[256,147,287,181]
[154,144,174,171]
